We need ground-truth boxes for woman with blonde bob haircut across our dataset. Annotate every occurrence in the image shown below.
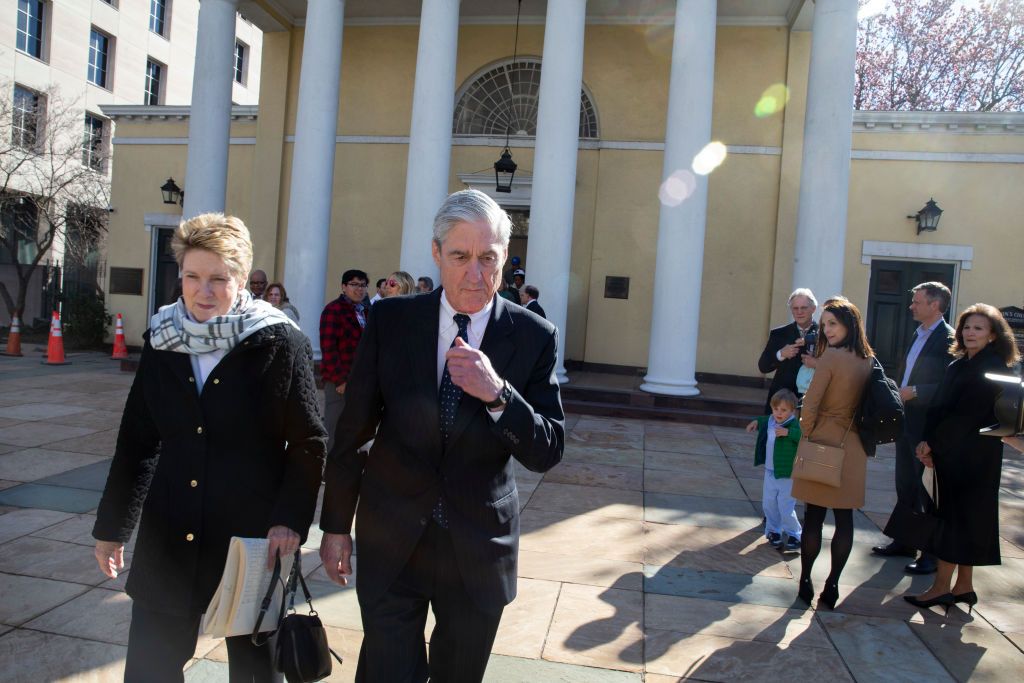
[906,304,1020,615]
[92,213,327,682]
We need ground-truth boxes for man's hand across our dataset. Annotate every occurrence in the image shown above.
[745,420,757,433]
[446,337,504,403]
[94,540,125,579]
[336,382,346,395]
[780,339,803,360]
[266,525,301,569]
[899,386,915,402]
[320,532,353,586]
[774,426,789,437]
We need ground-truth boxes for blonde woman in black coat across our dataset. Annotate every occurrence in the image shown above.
[92,214,326,682]
[907,304,1020,614]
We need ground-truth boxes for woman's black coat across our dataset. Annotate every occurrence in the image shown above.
[93,323,326,616]
[923,345,1007,566]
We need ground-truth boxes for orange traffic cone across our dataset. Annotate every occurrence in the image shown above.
[42,311,71,366]
[111,313,129,360]
[2,314,22,357]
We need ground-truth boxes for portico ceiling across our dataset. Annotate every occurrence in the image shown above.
[242,0,810,31]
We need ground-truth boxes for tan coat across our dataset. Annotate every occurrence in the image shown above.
[792,347,872,509]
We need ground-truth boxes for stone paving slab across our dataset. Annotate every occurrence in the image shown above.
[0,536,129,585]
[644,492,761,529]
[0,482,103,513]
[0,422,100,448]
[910,621,1024,681]
[526,481,643,520]
[0,403,92,422]
[36,460,113,491]
[0,507,75,544]
[818,612,956,682]
[0,572,91,625]
[24,587,133,646]
[0,629,127,682]
[0,448,109,483]
[485,654,641,682]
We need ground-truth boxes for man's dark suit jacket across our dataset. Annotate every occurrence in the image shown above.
[897,320,955,442]
[526,299,546,319]
[758,321,818,411]
[320,289,565,612]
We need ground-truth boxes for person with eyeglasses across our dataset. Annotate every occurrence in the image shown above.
[382,271,415,297]
[319,269,370,452]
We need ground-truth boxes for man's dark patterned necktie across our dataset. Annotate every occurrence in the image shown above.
[433,313,471,528]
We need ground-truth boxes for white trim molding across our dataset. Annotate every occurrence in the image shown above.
[113,137,256,146]
[143,212,183,233]
[861,240,973,270]
[852,149,1024,164]
[100,105,259,121]
[853,110,1024,135]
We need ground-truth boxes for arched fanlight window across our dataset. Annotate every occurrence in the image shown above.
[453,58,599,139]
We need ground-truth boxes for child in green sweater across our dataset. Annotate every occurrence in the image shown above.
[746,389,802,551]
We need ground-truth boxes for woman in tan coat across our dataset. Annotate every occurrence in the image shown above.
[793,296,873,610]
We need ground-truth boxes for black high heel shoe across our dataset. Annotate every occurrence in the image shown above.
[953,591,979,615]
[903,593,955,615]
[819,582,839,610]
[798,578,814,606]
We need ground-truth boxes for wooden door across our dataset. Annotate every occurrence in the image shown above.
[866,260,955,375]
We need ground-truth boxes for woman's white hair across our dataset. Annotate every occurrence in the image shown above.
[432,189,512,247]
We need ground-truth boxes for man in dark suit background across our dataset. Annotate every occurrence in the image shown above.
[318,189,565,682]
[758,288,818,413]
[520,284,546,319]
[873,282,955,574]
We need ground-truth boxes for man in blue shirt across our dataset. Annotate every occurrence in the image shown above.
[873,282,955,575]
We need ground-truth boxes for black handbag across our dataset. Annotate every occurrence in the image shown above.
[883,472,941,550]
[252,551,342,682]
[858,356,906,453]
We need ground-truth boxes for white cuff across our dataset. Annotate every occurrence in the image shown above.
[487,408,504,422]
[776,349,784,361]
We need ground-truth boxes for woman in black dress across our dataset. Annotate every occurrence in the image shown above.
[906,303,1020,613]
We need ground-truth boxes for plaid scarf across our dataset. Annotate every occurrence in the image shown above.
[149,289,298,355]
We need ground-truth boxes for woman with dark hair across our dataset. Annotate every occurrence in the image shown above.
[793,296,874,609]
[906,303,1021,614]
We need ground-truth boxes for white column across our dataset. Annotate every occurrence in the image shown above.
[283,0,346,357]
[792,0,859,300]
[181,0,239,219]
[524,0,587,384]
[640,0,717,397]
[399,0,461,283]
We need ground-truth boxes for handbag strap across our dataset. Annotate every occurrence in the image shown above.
[251,552,287,647]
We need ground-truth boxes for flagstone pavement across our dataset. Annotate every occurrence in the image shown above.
[1,350,1024,681]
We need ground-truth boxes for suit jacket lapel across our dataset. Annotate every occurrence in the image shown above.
[446,295,515,452]
[408,290,443,462]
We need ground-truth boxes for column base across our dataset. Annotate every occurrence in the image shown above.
[639,377,700,397]
[555,368,569,385]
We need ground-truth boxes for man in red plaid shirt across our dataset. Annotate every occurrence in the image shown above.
[320,269,370,451]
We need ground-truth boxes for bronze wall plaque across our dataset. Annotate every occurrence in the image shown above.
[604,276,630,300]
[109,267,144,295]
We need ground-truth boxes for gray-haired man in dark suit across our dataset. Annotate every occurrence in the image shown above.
[873,282,955,575]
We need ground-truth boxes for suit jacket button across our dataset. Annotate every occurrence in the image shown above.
[186,533,195,541]
[419,517,427,526]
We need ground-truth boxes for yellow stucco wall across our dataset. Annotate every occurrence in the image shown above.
[103,22,1024,383]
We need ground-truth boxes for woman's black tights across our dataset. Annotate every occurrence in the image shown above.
[800,504,854,586]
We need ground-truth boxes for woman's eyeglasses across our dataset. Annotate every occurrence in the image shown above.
[386,279,398,287]
[346,281,368,289]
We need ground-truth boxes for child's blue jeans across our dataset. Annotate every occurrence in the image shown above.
[762,471,802,539]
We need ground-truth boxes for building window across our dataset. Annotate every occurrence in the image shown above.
[149,0,168,37]
[88,29,112,88]
[234,41,247,85]
[83,113,105,172]
[145,59,163,105]
[12,85,42,151]
[453,58,599,139]
[0,196,39,266]
[16,0,44,59]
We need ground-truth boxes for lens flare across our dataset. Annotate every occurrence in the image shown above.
[691,142,727,176]
[754,84,790,118]
[658,169,697,207]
